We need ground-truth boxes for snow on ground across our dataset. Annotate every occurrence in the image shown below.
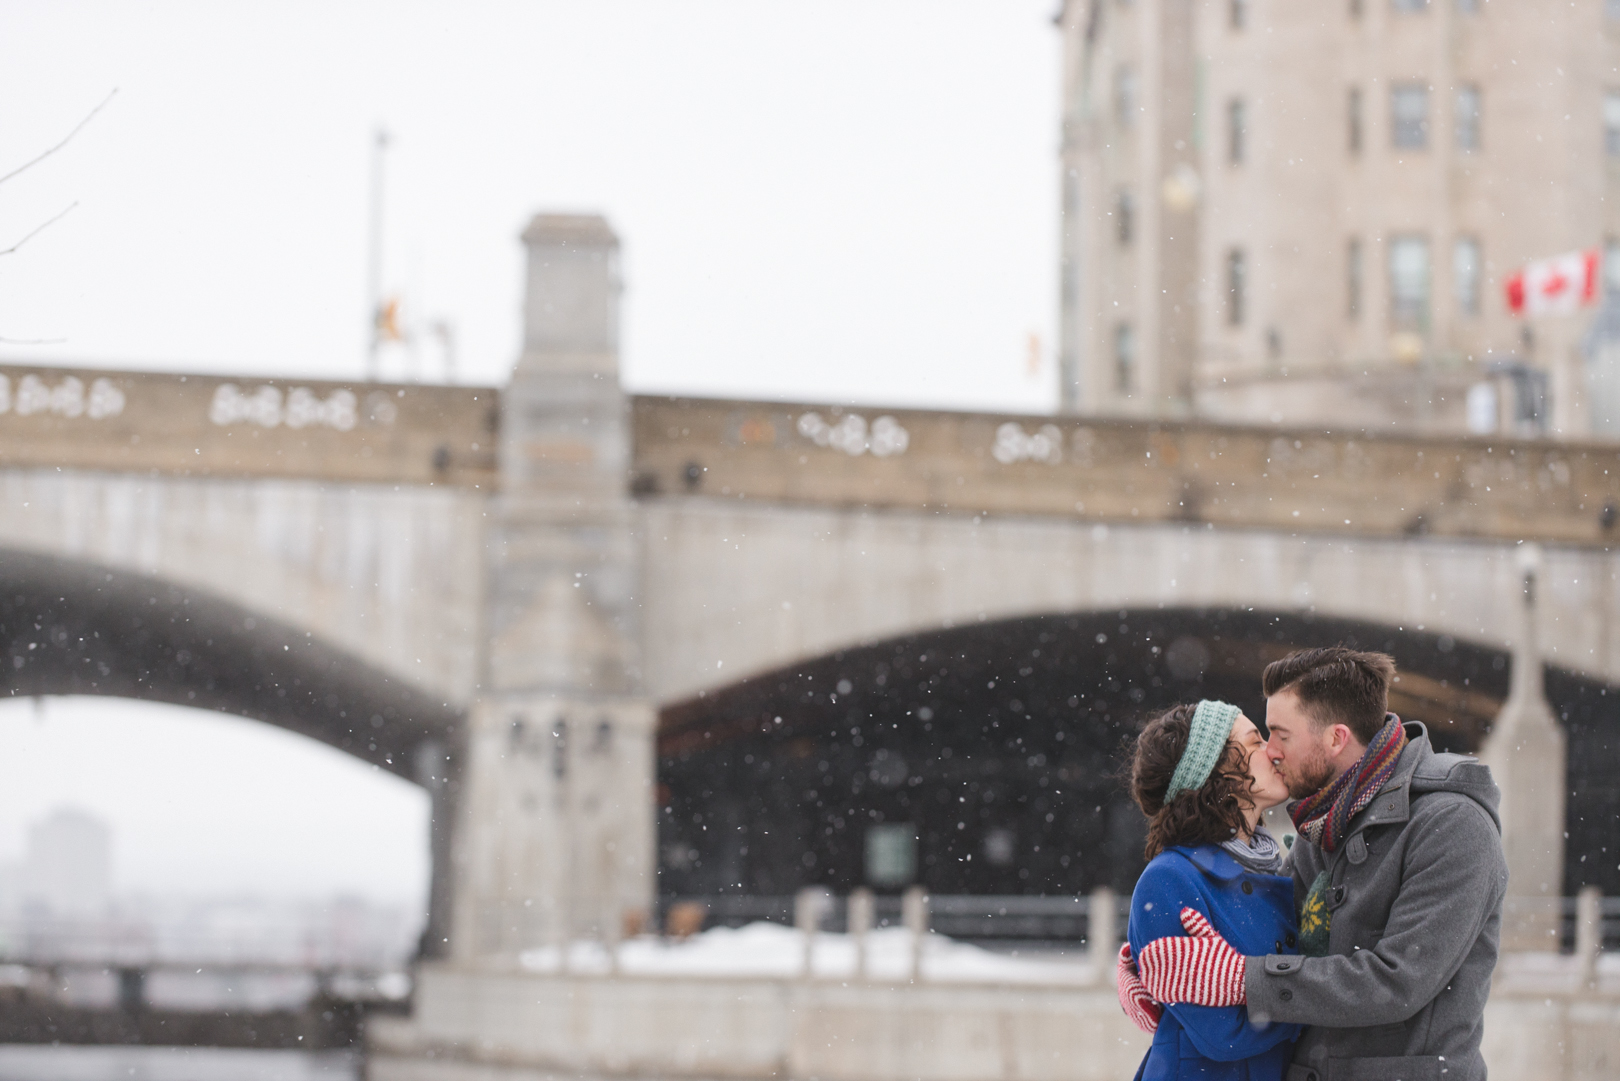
[519,922,1101,985]
[1494,950,1620,994]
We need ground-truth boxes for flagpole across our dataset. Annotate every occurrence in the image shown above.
[367,127,390,381]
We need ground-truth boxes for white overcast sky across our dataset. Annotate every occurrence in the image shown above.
[0,697,428,905]
[0,1,1061,908]
[0,0,1060,408]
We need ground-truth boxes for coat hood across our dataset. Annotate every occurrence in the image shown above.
[1396,720,1502,829]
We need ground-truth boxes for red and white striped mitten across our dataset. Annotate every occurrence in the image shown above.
[1115,943,1162,1033]
[1136,907,1248,1007]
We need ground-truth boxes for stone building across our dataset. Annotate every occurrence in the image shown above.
[1056,0,1620,436]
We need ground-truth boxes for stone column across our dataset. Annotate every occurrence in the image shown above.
[1478,545,1567,953]
[450,214,654,961]
[414,737,457,959]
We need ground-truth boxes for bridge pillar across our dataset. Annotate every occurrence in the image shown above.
[449,214,654,960]
[1478,546,1567,953]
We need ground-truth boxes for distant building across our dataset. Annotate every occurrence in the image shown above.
[1056,0,1620,436]
[24,808,112,917]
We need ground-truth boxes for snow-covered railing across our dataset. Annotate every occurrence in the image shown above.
[620,887,1123,984]
[1559,889,1620,960]
[659,889,1112,945]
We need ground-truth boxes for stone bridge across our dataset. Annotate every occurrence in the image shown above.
[3,214,1618,1079]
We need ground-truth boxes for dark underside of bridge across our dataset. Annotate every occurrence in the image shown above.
[658,608,1620,900]
[0,549,458,779]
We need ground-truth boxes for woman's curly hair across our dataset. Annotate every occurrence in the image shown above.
[1129,702,1255,860]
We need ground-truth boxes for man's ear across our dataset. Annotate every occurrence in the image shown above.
[1328,723,1354,757]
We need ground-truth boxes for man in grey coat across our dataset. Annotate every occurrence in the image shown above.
[1128,647,1508,1081]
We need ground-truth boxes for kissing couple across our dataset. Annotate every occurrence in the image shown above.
[1115,646,1507,1081]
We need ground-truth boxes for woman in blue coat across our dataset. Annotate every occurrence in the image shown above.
[1121,700,1300,1081]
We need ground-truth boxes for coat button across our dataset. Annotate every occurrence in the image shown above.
[1286,933,1297,947]
[1280,990,1293,1001]
[1275,940,1283,952]
[1242,881,1254,895]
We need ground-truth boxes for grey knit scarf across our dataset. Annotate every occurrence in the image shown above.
[1221,823,1285,875]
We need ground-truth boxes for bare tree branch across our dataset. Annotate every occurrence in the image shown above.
[0,89,117,188]
[0,202,77,256]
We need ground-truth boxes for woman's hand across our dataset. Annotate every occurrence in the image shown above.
[1137,907,1249,1007]
[1115,943,1163,1032]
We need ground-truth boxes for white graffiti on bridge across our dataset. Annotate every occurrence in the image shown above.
[0,375,126,420]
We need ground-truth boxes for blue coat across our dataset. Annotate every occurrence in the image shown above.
[1127,845,1302,1081]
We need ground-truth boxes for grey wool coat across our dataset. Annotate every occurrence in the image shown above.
[1244,722,1507,1081]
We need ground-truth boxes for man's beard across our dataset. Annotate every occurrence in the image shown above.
[1283,745,1336,801]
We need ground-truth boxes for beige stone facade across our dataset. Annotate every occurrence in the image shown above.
[1057,0,1620,436]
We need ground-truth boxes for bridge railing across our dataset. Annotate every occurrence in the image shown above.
[0,916,410,973]
[658,892,1100,947]
[664,891,1620,955]
[1559,890,1620,953]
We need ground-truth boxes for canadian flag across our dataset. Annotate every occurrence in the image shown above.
[1505,249,1599,317]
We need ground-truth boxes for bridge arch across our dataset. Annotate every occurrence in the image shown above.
[0,547,462,954]
[641,502,1620,708]
[0,469,485,715]
[657,605,1620,903]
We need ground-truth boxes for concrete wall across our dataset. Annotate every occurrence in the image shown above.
[1481,992,1620,1081]
[0,362,496,487]
[369,964,1620,1081]
[369,966,1151,1081]
[632,397,1620,548]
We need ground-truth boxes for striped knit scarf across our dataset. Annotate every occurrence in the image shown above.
[1289,714,1408,853]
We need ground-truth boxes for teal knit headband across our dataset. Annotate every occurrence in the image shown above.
[1165,699,1242,801]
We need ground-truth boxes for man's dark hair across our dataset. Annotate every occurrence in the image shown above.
[1261,646,1396,745]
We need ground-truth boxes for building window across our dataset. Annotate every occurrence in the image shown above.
[1609,0,1620,21]
[1455,85,1481,151]
[1391,84,1429,149]
[1606,237,1620,298]
[1605,91,1620,157]
[1347,238,1363,320]
[1116,190,1134,246]
[1348,87,1363,155]
[1227,249,1247,326]
[1392,0,1429,10]
[1453,237,1481,316]
[1350,0,1363,17]
[864,825,917,887]
[1230,0,1247,29]
[1228,98,1246,164]
[1389,235,1431,331]
[1466,383,1498,434]
[1454,0,1479,12]
[1114,323,1135,392]
[1115,66,1137,129]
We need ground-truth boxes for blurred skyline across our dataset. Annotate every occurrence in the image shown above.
[0,1,1060,412]
[0,697,428,906]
